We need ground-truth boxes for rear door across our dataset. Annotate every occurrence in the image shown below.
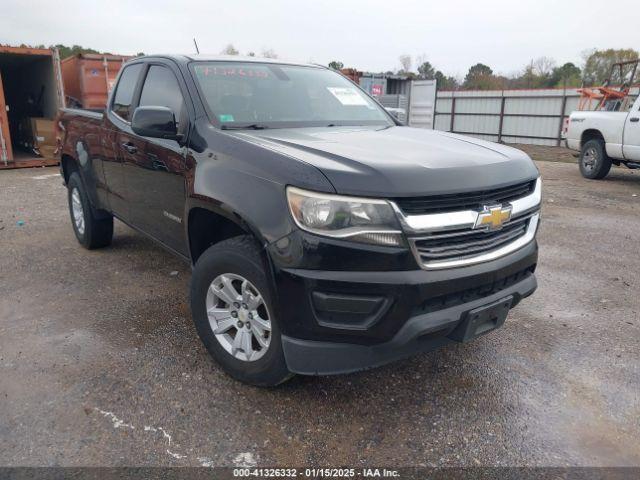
[122,61,189,255]
[623,98,640,161]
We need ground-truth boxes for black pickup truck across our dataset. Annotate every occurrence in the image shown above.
[59,55,541,386]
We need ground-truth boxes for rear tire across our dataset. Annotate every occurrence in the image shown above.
[190,235,292,387]
[67,172,113,249]
[579,138,611,179]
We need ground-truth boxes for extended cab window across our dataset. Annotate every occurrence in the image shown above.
[111,63,143,122]
[139,66,185,125]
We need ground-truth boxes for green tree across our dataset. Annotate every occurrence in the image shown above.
[434,71,459,90]
[516,62,550,89]
[550,62,582,88]
[328,60,344,70]
[417,61,435,79]
[463,63,500,90]
[52,44,100,60]
[582,48,639,85]
[507,58,574,89]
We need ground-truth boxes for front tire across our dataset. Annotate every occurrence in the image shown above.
[190,236,292,386]
[579,139,612,179]
[67,172,113,249]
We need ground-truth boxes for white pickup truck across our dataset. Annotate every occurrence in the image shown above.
[566,96,640,179]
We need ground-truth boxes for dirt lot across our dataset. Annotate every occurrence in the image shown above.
[513,144,580,163]
[1,148,639,467]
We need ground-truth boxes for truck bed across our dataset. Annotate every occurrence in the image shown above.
[60,108,104,120]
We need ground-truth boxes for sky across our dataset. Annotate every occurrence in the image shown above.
[1,0,639,79]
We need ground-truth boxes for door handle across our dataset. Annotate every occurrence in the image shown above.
[151,158,169,171]
[630,117,639,123]
[121,142,137,154]
[146,152,168,171]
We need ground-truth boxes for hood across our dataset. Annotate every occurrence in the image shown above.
[234,126,539,197]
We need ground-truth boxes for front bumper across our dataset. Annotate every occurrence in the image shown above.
[283,272,536,375]
[272,240,538,374]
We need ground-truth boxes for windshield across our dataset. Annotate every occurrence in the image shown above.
[190,62,393,129]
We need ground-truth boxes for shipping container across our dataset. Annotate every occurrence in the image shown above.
[359,74,387,97]
[0,46,65,169]
[378,94,409,123]
[61,53,131,110]
[339,68,361,84]
[358,72,412,97]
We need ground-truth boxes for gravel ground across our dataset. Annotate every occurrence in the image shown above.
[513,144,578,163]
[0,151,639,467]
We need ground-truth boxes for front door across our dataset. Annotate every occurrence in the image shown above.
[103,62,144,220]
[623,99,640,161]
[122,62,189,255]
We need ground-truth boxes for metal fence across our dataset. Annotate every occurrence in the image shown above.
[434,87,640,146]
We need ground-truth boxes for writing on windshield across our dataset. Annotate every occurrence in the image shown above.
[191,62,393,128]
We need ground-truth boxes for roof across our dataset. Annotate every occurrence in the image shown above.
[138,54,322,68]
[0,45,52,56]
[361,72,411,81]
[61,53,133,63]
[75,53,133,61]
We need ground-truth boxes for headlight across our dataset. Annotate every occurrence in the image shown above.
[286,186,404,246]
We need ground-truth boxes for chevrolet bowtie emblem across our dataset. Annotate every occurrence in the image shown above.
[474,204,512,231]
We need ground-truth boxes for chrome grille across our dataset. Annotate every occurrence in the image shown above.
[412,215,530,262]
[394,178,542,270]
[394,180,536,215]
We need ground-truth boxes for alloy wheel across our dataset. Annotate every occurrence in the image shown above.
[205,273,272,362]
[71,188,85,235]
[582,147,598,173]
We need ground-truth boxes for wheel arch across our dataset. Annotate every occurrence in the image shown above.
[580,129,605,149]
[186,202,270,266]
[60,153,80,184]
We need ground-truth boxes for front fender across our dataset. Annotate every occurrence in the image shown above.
[189,161,292,246]
[185,123,336,247]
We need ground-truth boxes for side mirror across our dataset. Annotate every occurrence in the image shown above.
[131,106,181,141]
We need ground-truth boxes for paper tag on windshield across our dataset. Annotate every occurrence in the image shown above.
[327,87,368,106]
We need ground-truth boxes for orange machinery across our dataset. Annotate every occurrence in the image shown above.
[577,59,639,111]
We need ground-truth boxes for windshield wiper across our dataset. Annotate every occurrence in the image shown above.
[220,123,269,130]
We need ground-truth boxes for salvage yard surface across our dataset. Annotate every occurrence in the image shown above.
[1,150,639,467]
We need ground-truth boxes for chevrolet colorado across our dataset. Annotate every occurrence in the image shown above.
[566,95,640,179]
[59,55,541,386]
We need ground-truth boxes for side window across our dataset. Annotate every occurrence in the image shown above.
[139,66,185,124]
[111,64,143,122]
